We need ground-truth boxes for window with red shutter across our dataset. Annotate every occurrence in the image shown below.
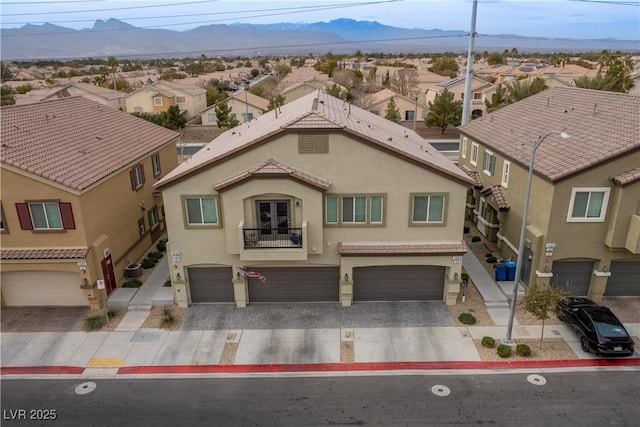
[59,202,75,230]
[15,203,33,230]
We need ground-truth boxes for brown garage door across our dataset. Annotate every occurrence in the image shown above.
[188,267,234,303]
[248,267,339,302]
[551,261,593,296]
[353,265,444,301]
[605,260,640,296]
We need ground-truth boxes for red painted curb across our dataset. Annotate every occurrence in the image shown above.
[117,358,640,375]
[1,366,85,375]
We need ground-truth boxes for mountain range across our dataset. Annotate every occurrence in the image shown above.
[1,18,638,60]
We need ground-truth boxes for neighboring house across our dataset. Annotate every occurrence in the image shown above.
[0,97,179,307]
[201,90,269,126]
[361,88,427,123]
[41,82,127,111]
[426,76,493,118]
[281,77,335,104]
[156,91,474,308]
[458,87,640,300]
[125,80,206,119]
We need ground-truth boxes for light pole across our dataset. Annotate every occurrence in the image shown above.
[244,84,249,123]
[504,130,569,344]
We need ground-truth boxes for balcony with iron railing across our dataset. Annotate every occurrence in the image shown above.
[243,227,303,249]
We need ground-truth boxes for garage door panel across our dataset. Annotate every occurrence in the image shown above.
[605,260,640,296]
[1,271,87,306]
[551,261,593,296]
[248,267,339,302]
[353,265,444,301]
[188,267,234,303]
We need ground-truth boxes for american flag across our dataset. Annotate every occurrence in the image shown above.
[238,266,267,283]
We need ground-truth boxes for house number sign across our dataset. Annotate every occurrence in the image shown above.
[171,250,181,262]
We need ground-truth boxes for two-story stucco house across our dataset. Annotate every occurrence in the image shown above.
[200,90,269,126]
[362,88,427,124]
[156,92,474,308]
[458,87,640,300]
[426,76,494,119]
[125,80,206,120]
[1,97,179,308]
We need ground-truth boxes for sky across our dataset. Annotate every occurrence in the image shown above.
[1,0,639,40]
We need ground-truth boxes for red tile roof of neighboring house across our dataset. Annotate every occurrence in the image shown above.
[1,96,179,192]
[1,247,89,260]
[462,168,483,188]
[214,159,332,192]
[481,185,510,211]
[611,166,640,187]
[156,91,474,190]
[337,241,467,256]
[458,87,640,183]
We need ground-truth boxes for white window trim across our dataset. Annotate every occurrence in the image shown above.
[461,137,467,159]
[342,196,367,224]
[152,155,161,177]
[153,97,163,106]
[412,195,445,224]
[133,165,144,189]
[470,142,479,166]
[501,160,510,188]
[184,196,220,227]
[29,202,62,230]
[482,150,495,177]
[566,187,610,223]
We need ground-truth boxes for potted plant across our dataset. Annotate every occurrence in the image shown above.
[290,232,301,245]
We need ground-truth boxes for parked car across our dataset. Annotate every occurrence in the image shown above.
[556,297,635,357]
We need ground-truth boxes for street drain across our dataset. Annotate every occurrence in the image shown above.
[431,385,451,397]
[75,382,97,395]
[527,374,547,385]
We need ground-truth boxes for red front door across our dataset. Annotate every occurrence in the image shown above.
[101,255,117,295]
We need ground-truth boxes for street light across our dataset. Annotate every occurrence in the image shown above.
[504,130,569,344]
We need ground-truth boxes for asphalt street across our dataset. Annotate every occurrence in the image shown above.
[2,371,639,426]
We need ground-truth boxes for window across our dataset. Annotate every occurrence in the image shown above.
[324,194,384,226]
[184,197,219,226]
[567,188,610,222]
[482,151,496,176]
[461,137,468,159]
[130,164,145,190]
[15,201,75,231]
[411,194,446,224]
[138,217,146,236]
[176,96,186,104]
[470,143,479,166]
[152,155,161,178]
[148,207,159,230]
[473,93,482,100]
[133,106,143,113]
[0,203,7,233]
[153,97,163,106]
[405,110,415,121]
[299,134,328,153]
[501,161,511,188]
[207,113,215,122]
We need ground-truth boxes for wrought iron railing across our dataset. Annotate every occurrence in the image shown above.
[243,228,303,249]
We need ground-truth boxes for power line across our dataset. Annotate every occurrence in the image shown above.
[1,1,402,36]
[568,0,639,5]
[1,0,105,4]
[1,0,219,16]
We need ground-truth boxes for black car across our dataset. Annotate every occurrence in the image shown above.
[556,297,635,357]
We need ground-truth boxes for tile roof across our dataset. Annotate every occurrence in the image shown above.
[611,166,640,187]
[154,80,206,96]
[481,185,510,211]
[229,91,269,112]
[156,91,474,190]
[1,247,89,260]
[363,88,426,109]
[338,241,467,256]
[461,167,483,188]
[214,159,332,192]
[458,87,640,183]
[1,96,179,192]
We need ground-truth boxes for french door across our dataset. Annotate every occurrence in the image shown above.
[257,200,290,236]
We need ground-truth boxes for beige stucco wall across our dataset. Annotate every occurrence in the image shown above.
[162,131,468,294]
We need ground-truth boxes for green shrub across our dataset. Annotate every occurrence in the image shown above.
[463,226,470,234]
[122,279,142,288]
[161,307,176,327]
[458,313,476,325]
[83,315,106,331]
[461,272,469,282]
[485,253,493,257]
[516,344,531,357]
[163,279,172,287]
[497,344,512,358]
[486,256,498,263]
[471,236,481,242]
[156,239,168,252]
[147,251,163,260]
[481,336,496,348]
[142,258,156,269]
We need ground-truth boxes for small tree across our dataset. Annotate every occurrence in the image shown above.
[384,97,401,123]
[523,283,567,349]
[425,89,462,134]
[1,85,16,105]
[215,95,239,129]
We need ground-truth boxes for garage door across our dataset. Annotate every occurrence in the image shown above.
[248,267,339,302]
[188,267,234,303]
[605,260,640,296]
[353,265,444,301]
[551,261,593,296]
[1,271,87,306]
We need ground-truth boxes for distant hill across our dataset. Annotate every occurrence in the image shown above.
[1,18,638,60]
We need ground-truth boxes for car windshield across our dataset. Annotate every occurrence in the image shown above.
[590,310,629,338]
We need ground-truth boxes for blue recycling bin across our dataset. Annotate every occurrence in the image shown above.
[505,261,517,281]
[494,262,507,281]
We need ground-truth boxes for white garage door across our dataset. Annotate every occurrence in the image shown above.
[1,271,88,306]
